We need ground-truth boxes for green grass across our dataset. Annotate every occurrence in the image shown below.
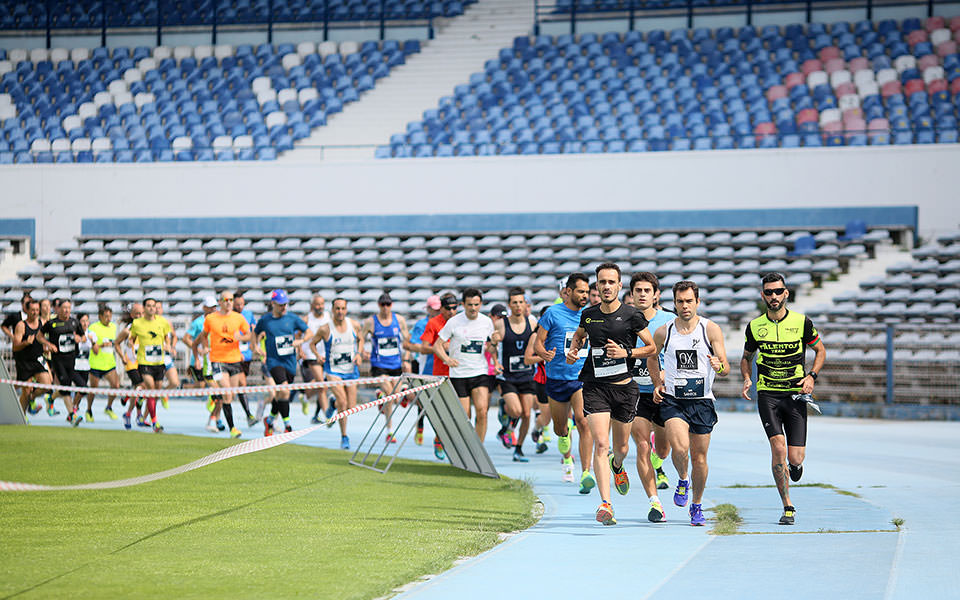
[707,503,742,535]
[0,426,537,600]
[722,482,861,498]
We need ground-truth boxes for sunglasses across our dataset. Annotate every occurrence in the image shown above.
[378,301,392,306]
[763,288,786,296]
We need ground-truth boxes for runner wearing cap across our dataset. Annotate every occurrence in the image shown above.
[492,290,538,462]
[183,296,223,432]
[406,294,441,445]
[360,292,412,444]
[420,293,459,459]
[254,289,308,436]
[301,294,333,424]
[308,297,362,450]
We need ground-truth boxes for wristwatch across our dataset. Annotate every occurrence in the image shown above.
[808,371,818,381]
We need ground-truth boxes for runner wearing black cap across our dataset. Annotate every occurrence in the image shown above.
[360,292,412,443]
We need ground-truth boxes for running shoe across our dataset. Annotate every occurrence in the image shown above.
[531,427,541,444]
[216,419,226,432]
[205,397,215,413]
[498,427,515,449]
[689,503,706,526]
[205,421,218,433]
[610,453,630,496]
[579,470,596,495]
[104,407,118,420]
[284,424,292,433]
[415,428,424,445]
[779,505,796,525]
[535,440,548,454]
[230,427,242,438]
[567,417,575,432]
[310,415,322,425]
[47,404,60,417]
[136,415,150,428]
[648,498,666,523]
[71,413,83,428]
[557,433,571,455]
[541,423,553,442]
[512,447,529,463]
[161,396,169,410]
[153,423,164,434]
[246,414,258,428]
[433,437,445,460]
[263,416,274,437]
[561,457,575,483]
[325,396,336,420]
[656,467,670,490]
[385,432,397,444]
[123,413,132,430]
[340,435,350,450]
[27,399,41,415]
[674,479,690,507]
[497,399,509,428]
[301,397,309,415]
[650,449,664,470]
[85,410,94,423]
[595,501,616,526]
[789,463,803,482]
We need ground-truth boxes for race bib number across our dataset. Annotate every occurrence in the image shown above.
[377,336,400,357]
[633,363,652,386]
[460,339,483,355]
[333,352,353,367]
[144,345,163,362]
[591,347,628,378]
[674,377,705,398]
[508,354,532,374]
[75,355,90,371]
[564,331,588,359]
[58,337,76,353]
[239,341,250,354]
[275,335,294,356]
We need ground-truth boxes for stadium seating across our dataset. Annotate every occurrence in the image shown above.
[0,0,473,29]
[0,40,420,163]
[380,17,960,157]
[0,225,895,330]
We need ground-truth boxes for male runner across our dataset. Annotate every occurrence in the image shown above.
[233,291,258,426]
[301,294,332,424]
[630,272,675,491]
[420,293,459,459]
[38,298,83,424]
[192,291,253,438]
[183,297,222,432]
[493,288,538,462]
[74,313,96,421]
[308,297,362,450]
[434,288,496,442]
[360,292,411,443]
[407,295,441,445]
[2,292,32,340]
[88,303,121,420]
[567,263,657,525]
[116,297,171,433]
[534,273,593,489]
[11,299,56,419]
[740,272,826,526]
[588,283,601,307]
[649,281,730,526]
[116,303,146,429]
[254,289,308,436]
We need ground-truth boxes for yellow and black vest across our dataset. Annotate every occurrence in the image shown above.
[747,310,818,392]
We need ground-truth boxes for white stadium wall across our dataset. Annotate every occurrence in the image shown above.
[2,143,959,255]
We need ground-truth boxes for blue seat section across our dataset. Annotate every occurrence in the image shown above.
[0,0,472,29]
[0,41,419,162]
[383,18,960,157]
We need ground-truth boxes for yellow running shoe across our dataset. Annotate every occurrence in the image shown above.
[104,407,119,420]
[230,427,242,438]
[557,434,571,455]
[161,396,169,410]
[579,470,596,495]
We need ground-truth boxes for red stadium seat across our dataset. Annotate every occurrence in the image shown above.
[903,79,925,96]
[818,46,841,61]
[848,57,870,74]
[928,79,948,94]
[950,78,960,94]
[907,29,929,45]
[784,72,805,89]
[880,80,902,97]
[801,59,823,76]
[824,58,846,74]
[766,85,787,101]
[925,16,945,32]
[868,118,890,132]
[951,16,960,31]
[797,108,819,125]
[936,40,957,57]
[834,82,856,97]
[918,54,939,70]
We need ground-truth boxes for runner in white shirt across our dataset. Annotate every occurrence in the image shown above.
[298,294,332,423]
[433,288,496,442]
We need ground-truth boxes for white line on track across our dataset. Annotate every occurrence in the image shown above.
[641,535,716,600]
[883,526,907,600]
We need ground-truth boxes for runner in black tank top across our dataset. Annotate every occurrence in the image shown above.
[11,300,55,417]
[493,289,539,462]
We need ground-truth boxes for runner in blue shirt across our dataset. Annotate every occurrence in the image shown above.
[534,272,593,490]
[182,296,222,432]
[254,289,308,436]
[360,292,412,444]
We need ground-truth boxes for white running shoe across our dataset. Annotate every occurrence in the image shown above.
[561,458,575,483]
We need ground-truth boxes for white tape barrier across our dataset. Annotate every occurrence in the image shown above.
[0,378,444,492]
[0,375,399,398]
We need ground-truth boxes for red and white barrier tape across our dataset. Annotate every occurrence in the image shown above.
[0,377,444,492]
[0,375,400,398]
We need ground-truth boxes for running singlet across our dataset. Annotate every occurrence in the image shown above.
[438,312,495,379]
[88,321,117,371]
[633,309,674,392]
[324,318,358,376]
[370,313,402,370]
[255,312,308,373]
[13,320,44,364]
[238,308,256,361]
[410,316,433,375]
[663,317,717,400]
[75,332,93,371]
[204,311,249,364]
[129,317,172,366]
[499,316,535,382]
[41,317,80,360]
[538,303,586,381]
[578,303,649,384]
[301,312,330,361]
[744,309,819,392]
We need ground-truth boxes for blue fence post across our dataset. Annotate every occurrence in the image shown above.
[886,324,895,404]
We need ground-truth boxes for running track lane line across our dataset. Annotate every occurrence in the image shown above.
[640,535,716,600]
[883,526,907,600]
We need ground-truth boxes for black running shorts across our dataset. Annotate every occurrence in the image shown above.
[582,380,639,424]
[269,365,296,385]
[50,357,77,396]
[535,381,548,404]
[450,374,494,398]
[371,366,402,377]
[138,364,167,383]
[15,358,46,381]
[757,390,808,446]
[660,394,718,435]
[635,392,665,427]
[499,379,537,397]
[125,366,143,386]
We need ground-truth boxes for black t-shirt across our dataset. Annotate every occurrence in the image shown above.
[577,303,649,383]
[41,317,80,360]
[2,310,24,331]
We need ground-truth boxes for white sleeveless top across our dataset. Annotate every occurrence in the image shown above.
[324,317,357,375]
[301,312,330,360]
[663,317,716,400]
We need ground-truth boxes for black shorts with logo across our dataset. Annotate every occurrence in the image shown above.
[582,379,639,424]
[450,374,494,398]
[635,392,665,427]
[498,379,537,397]
[757,390,808,446]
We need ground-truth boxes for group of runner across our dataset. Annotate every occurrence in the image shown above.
[3,266,824,526]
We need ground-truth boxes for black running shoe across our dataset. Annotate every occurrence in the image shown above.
[789,463,803,482]
[779,505,796,525]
